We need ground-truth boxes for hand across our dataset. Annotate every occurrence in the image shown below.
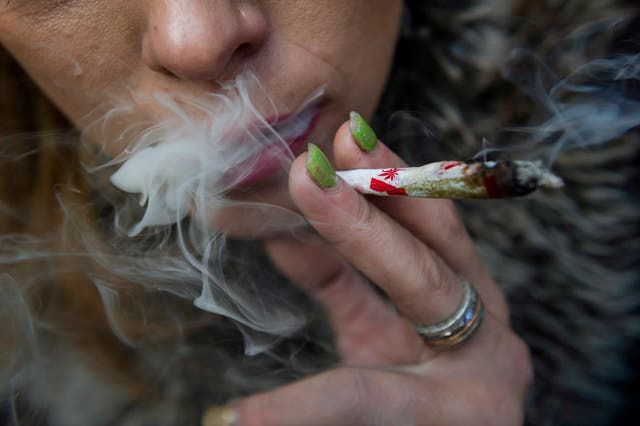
[205,120,533,425]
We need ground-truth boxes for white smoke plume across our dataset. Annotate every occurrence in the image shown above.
[498,17,640,165]
[87,70,326,355]
[0,69,327,358]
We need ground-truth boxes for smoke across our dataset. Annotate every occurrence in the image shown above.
[85,69,328,355]
[498,17,640,165]
[0,69,327,358]
[86,71,318,235]
[82,15,640,358]
[0,272,38,386]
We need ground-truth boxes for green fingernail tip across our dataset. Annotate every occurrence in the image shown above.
[350,111,377,152]
[306,143,337,188]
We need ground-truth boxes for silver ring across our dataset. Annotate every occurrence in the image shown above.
[414,277,484,347]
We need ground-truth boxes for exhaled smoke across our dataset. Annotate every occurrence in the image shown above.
[94,70,319,236]
[90,69,325,354]
[1,69,326,358]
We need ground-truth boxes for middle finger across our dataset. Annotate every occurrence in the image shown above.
[332,120,508,320]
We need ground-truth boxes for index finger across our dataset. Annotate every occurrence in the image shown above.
[208,367,437,426]
[289,151,463,326]
[333,120,508,320]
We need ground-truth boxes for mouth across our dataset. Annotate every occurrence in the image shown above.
[223,100,322,189]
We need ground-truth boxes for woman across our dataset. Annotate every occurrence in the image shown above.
[0,1,637,425]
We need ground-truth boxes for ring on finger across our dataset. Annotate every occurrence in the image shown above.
[414,277,484,347]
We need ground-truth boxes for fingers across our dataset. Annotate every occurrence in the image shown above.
[289,150,463,326]
[264,236,425,365]
[332,120,508,320]
[232,368,434,426]
[205,328,531,426]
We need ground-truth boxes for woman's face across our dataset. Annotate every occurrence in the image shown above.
[0,1,402,234]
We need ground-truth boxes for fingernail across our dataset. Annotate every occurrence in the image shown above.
[306,143,337,188]
[203,404,237,426]
[349,111,377,152]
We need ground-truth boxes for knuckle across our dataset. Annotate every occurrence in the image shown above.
[395,244,431,298]
[467,382,525,425]
[396,246,455,313]
[330,198,378,249]
[439,202,470,246]
[342,368,377,412]
[418,250,452,297]
[494,328,535,395]
[351,196,377,232]
[511,335,535,390]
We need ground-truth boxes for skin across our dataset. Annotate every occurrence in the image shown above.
[0,1,532,424]
[0,0,401,232]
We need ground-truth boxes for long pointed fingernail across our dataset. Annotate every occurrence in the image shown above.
[350,111,377,152]
[203,404,237,426]
[306,143,337,188]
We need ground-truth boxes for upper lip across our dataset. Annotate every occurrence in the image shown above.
[256,96,323,146]
[221,96,323,188]
[275,107,318,142]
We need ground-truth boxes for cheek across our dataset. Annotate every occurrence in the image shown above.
[4,43,110,122]
[277,1,402,118]
[0,7,142,125]
[350,2,404,115]
[0,0,402,135]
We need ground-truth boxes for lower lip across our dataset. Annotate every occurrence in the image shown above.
[224,109,321,188]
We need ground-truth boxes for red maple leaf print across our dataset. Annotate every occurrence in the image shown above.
[378,168,400,181]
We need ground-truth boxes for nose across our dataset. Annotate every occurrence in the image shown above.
[142,0,268,81]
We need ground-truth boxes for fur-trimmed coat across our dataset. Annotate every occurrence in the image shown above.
[382,1,640,424]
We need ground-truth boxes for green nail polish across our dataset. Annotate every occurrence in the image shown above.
[203,404,237,426]
[306,143,337,188]
[350,111,377,152]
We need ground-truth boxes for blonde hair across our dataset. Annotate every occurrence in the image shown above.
[0,45,149,404]
[0,46,335,425]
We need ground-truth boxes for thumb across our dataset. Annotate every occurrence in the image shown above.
[203,368,423,426]
[265,235,424,365]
